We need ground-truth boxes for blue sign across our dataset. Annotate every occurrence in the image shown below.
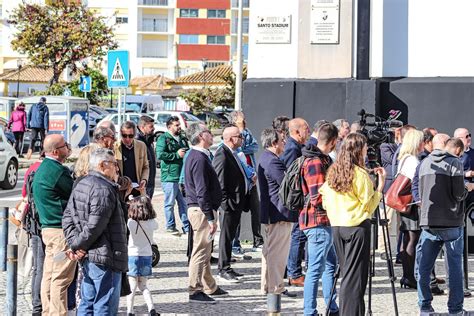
[107,50,129,88]
[79,76,92,92]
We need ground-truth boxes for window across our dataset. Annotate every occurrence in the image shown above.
[207,36,225,45]
[179,35,199,44]
[180,9,198,18]
[207,9,226,18]
[157,114,171,124]
[141,40,168,58]
[116,16,128,24]
[207,61,226,68]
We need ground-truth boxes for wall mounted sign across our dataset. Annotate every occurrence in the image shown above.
[255,15,292,44]
[310,0,340,44]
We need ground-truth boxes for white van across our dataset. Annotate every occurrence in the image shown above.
[125,94,164,113]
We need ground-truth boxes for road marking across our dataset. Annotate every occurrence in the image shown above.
[0,195,21,201]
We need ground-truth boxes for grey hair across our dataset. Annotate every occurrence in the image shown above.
[333,119,348,129]
[261,128,280,149]
[186,123,208,146]
[89,148,115,172]
[121,120,136,133]
[93,126,114,142]
[97,120,116,134]
[228,111,244,124]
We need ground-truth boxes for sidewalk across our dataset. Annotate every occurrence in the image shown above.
[1,193,474,315]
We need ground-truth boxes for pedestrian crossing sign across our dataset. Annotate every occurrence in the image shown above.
[107,50,129,88]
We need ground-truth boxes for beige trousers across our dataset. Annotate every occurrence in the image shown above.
[188,207,218,295]
[41,228,77,316]
[378,205,400,252]
[261,221,293,294]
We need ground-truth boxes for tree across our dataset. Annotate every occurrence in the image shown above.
[180,70,247,113]
[8,2,117,86]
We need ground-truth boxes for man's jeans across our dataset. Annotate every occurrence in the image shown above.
[287,222,307,279]
[79,260,122,315]
[162,182,190,232]
[415,227,464,314]
[31,235,45,314]
[303,226,338,316]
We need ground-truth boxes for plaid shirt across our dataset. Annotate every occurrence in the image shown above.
[298,153,332,230]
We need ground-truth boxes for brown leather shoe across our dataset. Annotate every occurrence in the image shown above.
[435,277,446,284]
[288,276,305,287]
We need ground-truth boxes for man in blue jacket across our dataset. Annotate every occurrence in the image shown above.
[26,97,49,159]
[258,128,296,306]
[281,118,310,287]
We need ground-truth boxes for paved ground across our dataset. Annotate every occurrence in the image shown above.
[1,191,474,315]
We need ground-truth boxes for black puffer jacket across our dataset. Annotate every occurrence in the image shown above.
[62,171,128,272]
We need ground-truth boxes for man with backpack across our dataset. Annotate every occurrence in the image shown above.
[26,97,49,159]
[280,118,310,287]
[299,123,339,316]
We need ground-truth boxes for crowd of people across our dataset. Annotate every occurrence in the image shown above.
[12,106,474,315]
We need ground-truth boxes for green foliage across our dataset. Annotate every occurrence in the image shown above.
[35,83,64,96]
[68,68,108,104]
[9,2,117,86]
[180,70,247,114]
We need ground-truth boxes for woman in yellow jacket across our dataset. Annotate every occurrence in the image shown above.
[320,133,386,316]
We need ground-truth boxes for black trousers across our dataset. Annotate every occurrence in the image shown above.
[249,186,264,246]
[218,209,242,272]
[28,128,46,153]
[31,234,45,314]
[13,131,24,155]
[333,220,371,316]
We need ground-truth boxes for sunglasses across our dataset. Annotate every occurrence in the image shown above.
[466,134,472,139]
[121,134,135,139]
[55,142,71,150]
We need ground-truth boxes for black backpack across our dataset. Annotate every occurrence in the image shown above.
[279,156,308,211]
[22,170,41,237]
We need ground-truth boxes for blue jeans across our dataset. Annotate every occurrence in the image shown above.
[162,182,190,232]
[415,227,464,314]
[287,222,307,279]
[79,260,122,315]
[303,226,338,316]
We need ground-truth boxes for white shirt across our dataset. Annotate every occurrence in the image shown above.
[191,146,211,159]
[127,219,158,256]
[397,154,419,180]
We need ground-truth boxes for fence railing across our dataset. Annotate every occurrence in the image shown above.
[138,0,168,6]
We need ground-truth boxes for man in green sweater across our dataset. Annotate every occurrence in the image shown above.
[32,134,75,315]
[156,116,190,235]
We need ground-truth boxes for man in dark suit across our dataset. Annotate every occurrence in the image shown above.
[213,125,252,283]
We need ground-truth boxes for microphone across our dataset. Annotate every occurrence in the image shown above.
[357,109,366,117]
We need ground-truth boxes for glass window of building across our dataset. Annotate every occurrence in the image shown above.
[207,35,226,45]
[180,9,199,18]
[179,35,199,44]
[207,9,226,18]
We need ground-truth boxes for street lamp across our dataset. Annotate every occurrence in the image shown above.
[201,58,208,90]
[16,59,23,98]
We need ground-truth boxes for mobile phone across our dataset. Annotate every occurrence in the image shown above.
[132,182,140,188]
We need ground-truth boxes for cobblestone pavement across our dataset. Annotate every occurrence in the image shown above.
[1,193,474,315]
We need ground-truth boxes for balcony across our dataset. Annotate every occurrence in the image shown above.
[140,41,168,58]
[231,18,249,34]
[138,0,168,6]
[139,18,168,33]
[231,0,249,8]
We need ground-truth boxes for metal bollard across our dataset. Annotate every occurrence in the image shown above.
[267,293,281,314]
[0,207,8,272]
[6,244,17,316]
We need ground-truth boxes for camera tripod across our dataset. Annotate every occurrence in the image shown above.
[367,196,399,315]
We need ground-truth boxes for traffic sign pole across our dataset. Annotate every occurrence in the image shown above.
[118,88,122,137]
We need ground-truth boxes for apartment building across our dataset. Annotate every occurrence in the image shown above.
[0,0,249,79]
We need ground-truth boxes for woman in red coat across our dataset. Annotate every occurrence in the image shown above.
[8,102,27,156]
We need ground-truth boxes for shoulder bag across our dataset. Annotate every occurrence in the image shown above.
[385,156,413,214]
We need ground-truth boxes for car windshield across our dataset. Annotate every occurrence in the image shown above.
[181,113,201,122]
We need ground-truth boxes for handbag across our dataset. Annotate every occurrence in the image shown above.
[385,157,413,214]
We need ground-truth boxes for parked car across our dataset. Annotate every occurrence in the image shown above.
[194,111,229,127]
[97,113,166,136]
[148,111,202,138]
[0,126,18,189]
[103,108,118,114]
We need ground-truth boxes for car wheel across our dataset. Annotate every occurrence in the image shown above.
[0,160,18,190]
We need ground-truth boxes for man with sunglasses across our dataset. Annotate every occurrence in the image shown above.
[114,121,149,197]
[213,125,253,283]
[32,134,74,315]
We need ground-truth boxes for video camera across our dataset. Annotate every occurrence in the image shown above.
[358,109,402,166]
